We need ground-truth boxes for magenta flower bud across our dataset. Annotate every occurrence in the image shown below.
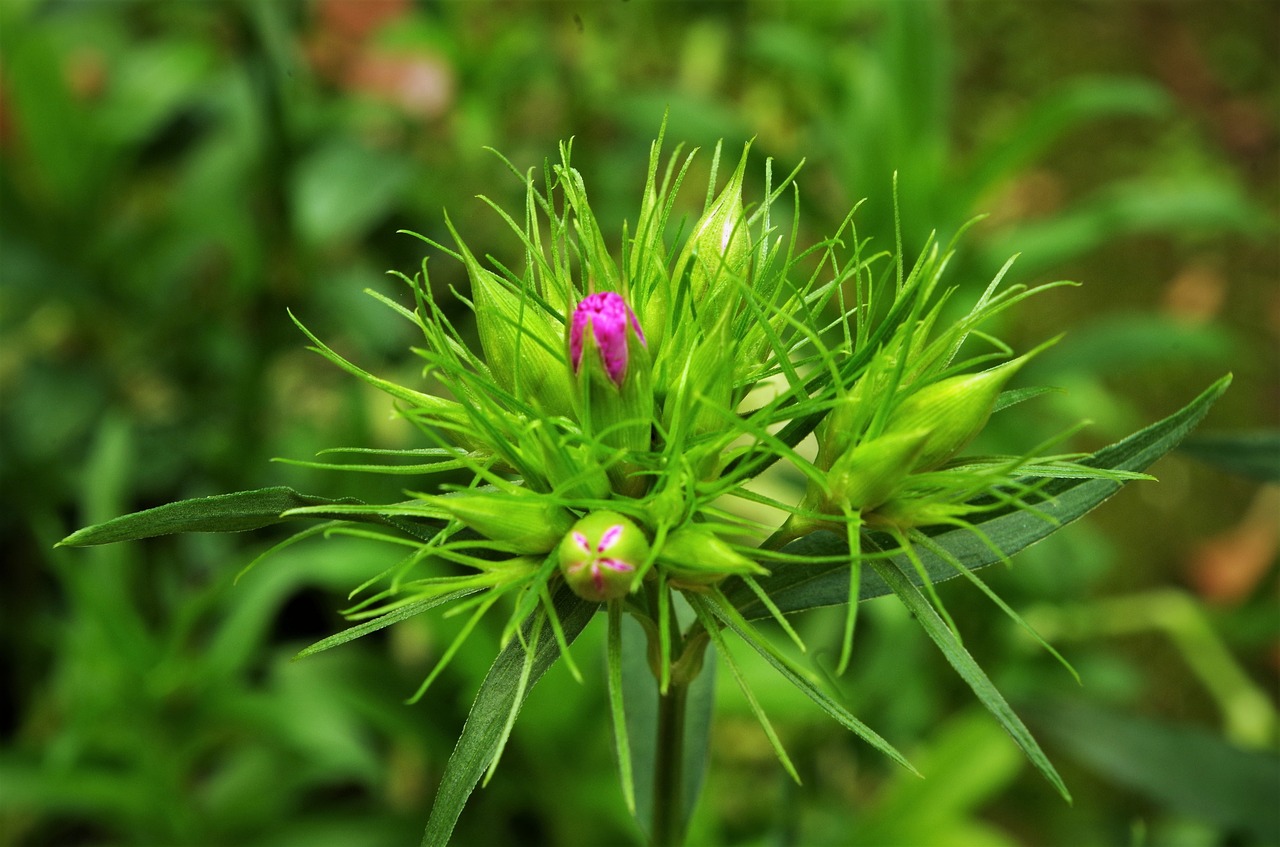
[558,511,649,602]
[569,292,646,387]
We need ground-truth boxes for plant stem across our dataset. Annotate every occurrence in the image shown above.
[651,675,690,847]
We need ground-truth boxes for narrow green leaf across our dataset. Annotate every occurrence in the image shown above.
[421,586,595,847]
[706,592,917,775]
[868,555,1070,801]
[621,614,659,840]
[58,487,366,547]
[688,596,802,785]
[293,589,478,660]
[733,375,1231,618]
[992,385,1058,413]
[607,602,637,815]
[482,611,546,786]
[679,641,717,836]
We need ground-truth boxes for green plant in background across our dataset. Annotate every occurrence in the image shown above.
[60,131,1231,846]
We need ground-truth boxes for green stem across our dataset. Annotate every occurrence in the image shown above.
[651,675,690,847]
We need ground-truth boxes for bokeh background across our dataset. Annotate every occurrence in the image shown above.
[2,1,1277,845]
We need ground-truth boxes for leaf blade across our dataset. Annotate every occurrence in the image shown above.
[867,555,1069,800]
[421,586,595,847]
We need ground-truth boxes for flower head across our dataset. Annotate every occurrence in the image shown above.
[570,292,646,387]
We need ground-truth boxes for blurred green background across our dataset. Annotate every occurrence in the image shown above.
[2,1,1277,845]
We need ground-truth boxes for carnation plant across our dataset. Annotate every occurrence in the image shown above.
[61,128,1230,846]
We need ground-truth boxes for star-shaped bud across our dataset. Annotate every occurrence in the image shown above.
[558,511,649,602]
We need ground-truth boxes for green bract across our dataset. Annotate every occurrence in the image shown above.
[59,127,1230,847]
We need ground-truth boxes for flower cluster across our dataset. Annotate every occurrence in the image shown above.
[286,130,1136,688]
[59,128,1228,845]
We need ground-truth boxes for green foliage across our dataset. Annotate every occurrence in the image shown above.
[54,128,1234,843]
[6,2,1275,846]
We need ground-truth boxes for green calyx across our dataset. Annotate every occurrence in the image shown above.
[658,524,768,589]
[451,219,574,419]
[672,142,753,328]
[425,490,575,554]
[880,346,1044,472]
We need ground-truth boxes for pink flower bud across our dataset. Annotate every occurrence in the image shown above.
[558,511,649,602]
[569,292,646,387]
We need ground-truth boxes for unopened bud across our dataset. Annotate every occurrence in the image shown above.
[569,293,654,483]
[451,219,573,417]
[559,511,649,602]
[826,429,931,511]
[673,144,752,318]
[867,497,967,531]
[658,524,768,589]
[570,292,647,387]
[882,353,1034,471]
[426,490,574,554]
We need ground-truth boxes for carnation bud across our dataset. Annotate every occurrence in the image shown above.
[425,490,575,554]
[570,291,647,387]
[661,322,734,450]
[825,429,931,511]
[658,524,768,589]
[672,144,752,320]
[569,292,654,491]
[450,219,573,417]
[558,511,649,602]
[882,351,1038,471]
[867,497,969,531]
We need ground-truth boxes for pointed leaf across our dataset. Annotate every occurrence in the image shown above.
[421,586,595,847]
[706,592,917,775]
[867,555,1069,800]
[58,487,441,547]
[58,487,358,546]
[294,589,479,660]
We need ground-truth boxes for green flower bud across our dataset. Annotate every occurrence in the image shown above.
[825,428,931,511]
[661,322,734,448]
[426,490,575,554]
[867,497,969,531]
[882,353,1032,472]
[532,436,612,502]
[814,358,899,472]
[450,220,574,417]
[658,524,768,589]
[559,511,649,602]
[673,144,752,320]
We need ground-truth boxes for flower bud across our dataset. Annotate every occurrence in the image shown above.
[661,322,734,449]
[881,353,1033,472]
[867,497,968,531]
[426,490,575,554]
[825,429,931,511]
[450,220,574,417]
[527,432,612,501]
[570,292,647,387]
[558,511,649,602]
[658,523,768,589]
[569,293,654,487]
[672,144,752,320]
